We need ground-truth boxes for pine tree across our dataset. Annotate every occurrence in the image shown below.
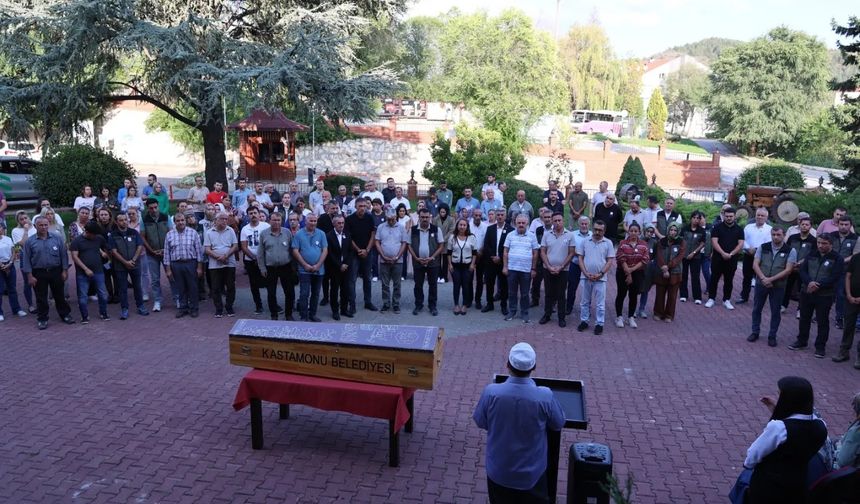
[616,156,647,195]
[646,88,668,141]
[832,17,860,192]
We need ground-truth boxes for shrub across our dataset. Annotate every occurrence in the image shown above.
[736,161,805,196]
[791,190,860,225]
[615,156,647,196]
[504,179,545,213]
[322,175,366,195]
[32,144,137,207]
[423,125,526,197]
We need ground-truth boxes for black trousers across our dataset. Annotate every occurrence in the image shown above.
[543,270,567,320]
[797,292,834,352]
[473,260,485,304]
[104,265,117,302]
[328,265,350,315]
[210,267,236,314]
[782,271,800,308]
[484,261,508,309]
[708,254,738,301]
[616,268,644,318]
[265,264,294,318]
[33,267,71,322]
[244,260,265,310]
[680,257,702,301]
[412,262,439,310]
[530,262,544,304]
[740,252,755,301]
[487,472,549,504]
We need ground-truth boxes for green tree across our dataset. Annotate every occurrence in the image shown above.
[787,107,849,168]
[831,16,860,192]
[646,89,668,141]
[616,156,647,195]
[662,64,710,136]
[423,125,526,197]
[433,9,568,143]
[0,0,403,187]
[618,59,645,119]
[33,145,137,206]
[736,161,805,195]
[707,27,830,155]
[560,23,624,111]
[662,37,742,65]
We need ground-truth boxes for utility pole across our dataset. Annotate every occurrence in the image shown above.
[554,0,562,39]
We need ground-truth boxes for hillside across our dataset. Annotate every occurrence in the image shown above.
[655,37,742,65]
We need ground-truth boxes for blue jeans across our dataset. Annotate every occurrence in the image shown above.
[580,279,607,325]
[751,283,785,339]
[146,254,177,305]
[0,263,23,315]
[701,255,712,290]
[115,267,145,311]
[507,270,531,320]
[566,261,582,312]
[298,273,322,319]
[18,256,32,308]
[76,272,108,319]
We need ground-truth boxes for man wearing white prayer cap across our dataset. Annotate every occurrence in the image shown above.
[473,342,565,503]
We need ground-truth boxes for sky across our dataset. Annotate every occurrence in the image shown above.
[406,0,857,58]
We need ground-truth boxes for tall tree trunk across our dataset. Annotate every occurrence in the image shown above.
[201,117,227,189]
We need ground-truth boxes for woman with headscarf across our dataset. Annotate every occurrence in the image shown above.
[744,376,828,504]
[836,392,860,468]
[653,222,685,322]
[433,203,454,283]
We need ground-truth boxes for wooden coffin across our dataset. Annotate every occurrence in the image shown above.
[228,320,444,390]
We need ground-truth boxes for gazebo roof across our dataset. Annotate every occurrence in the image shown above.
[227,109,308,132]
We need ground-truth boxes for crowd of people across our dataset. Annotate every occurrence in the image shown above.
[0,172,858,368]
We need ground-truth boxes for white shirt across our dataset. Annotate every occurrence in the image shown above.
[744,222,773,251]
[744,413,817,469]
[12,226,37,246]
[640,206,662,230]
[73,196,96,211]
[481,182,499,199]
[0,235,13,263]
[528,218,545,234]
[591,191,608,208]
[390,196,411,210]
[240,221,272,258]
[361,190,384,203]
[470,220,488,248]
[571,229,593,264]
[254,192,272,208]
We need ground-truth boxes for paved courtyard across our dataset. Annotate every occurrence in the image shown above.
[1,270,857,503]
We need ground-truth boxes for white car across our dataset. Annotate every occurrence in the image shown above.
[0,140,39,160]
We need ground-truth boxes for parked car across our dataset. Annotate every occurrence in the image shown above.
[0,140,39,160]
[0,156,39,202]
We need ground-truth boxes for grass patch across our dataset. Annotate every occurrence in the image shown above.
[588,134,709,155]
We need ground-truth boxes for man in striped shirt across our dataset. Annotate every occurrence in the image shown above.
[164,212,204,318]
[503,214,539,323]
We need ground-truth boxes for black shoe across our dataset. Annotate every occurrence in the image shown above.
[341,311,354,318]
[475,301,483,310]
[832,353,849,363]
[577,321,588,332]
[559,319,566,328]
[412,307,421,315]
[309,316,322,322]
[481,305,494,313]
[284,314,294,321]
[530,300,539,308]
[747,333,759,342]
[836,318,844,330]
[62,315,75,325]
[100,313,111,321]
[539,315,551,325]
[788,341,807,351]
[505,312,516,321]
[493,293,501,301]
[501,307,509,316]
[736,298,748,305]
[254,307,264,314]
[175,311,188,318]
[768,338,777,347]
[332,313,341,321]
[430,308,438,316]
[320,298,329,306]
[814,350,825,359]
[565,306,573,316]
[594,325,603,335]
[271,316,279,321]
[380,305,390,313]
[190,311,198,318]
[38,320,48,330]
[365,303,379,311]
[81,317,90,325]
[393,307,400,314]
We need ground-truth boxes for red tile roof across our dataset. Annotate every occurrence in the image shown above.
[227,109,308,132]
[643,56,675,73]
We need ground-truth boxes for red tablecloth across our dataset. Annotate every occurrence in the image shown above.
[233,369,415,432]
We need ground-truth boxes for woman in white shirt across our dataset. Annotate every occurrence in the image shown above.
[121,185,144,212]
[0,221,28,320]
[11,211,37,313]
[396,203,411,281]
[73,185,96,211]
[447,218,478,316]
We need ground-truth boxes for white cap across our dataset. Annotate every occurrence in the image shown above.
[508,342,536,372]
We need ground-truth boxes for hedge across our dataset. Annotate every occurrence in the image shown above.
[32,145,137,207]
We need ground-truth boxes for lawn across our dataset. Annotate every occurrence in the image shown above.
[589,134,709,155]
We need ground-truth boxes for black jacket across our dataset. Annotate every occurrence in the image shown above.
[325,229,353,272]
[483,223,514,262]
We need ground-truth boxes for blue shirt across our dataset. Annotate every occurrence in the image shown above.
[22,232,70,272]
[291,228,327,275]
[455,197,480,217]
[480,199,503,220]
[473,376,565,490]
[232,188,252,210]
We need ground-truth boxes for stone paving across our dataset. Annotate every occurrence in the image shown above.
[1,269,858,503]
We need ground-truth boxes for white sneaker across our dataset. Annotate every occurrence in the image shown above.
[640,310,649,319]
[796,310,800,320]
[437,278,445,284]
[143,293,150,301]
[704,299,715,308]
[680,297,687,303]
[372,277,379,282]
[628,317,637,328]
[16,310,27,317]
[615,316,624,328]
[153,301,162,312]
[694,300,702,305]
[0,314,4,321]
[89,295,98,301]
[780,306,786,314]
[723,300,734,310]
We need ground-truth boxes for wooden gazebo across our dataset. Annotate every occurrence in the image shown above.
[227,110,308,182]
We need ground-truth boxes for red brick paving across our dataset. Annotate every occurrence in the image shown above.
[0,271,857,503]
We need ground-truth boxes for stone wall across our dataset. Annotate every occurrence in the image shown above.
[296,138,432,184]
